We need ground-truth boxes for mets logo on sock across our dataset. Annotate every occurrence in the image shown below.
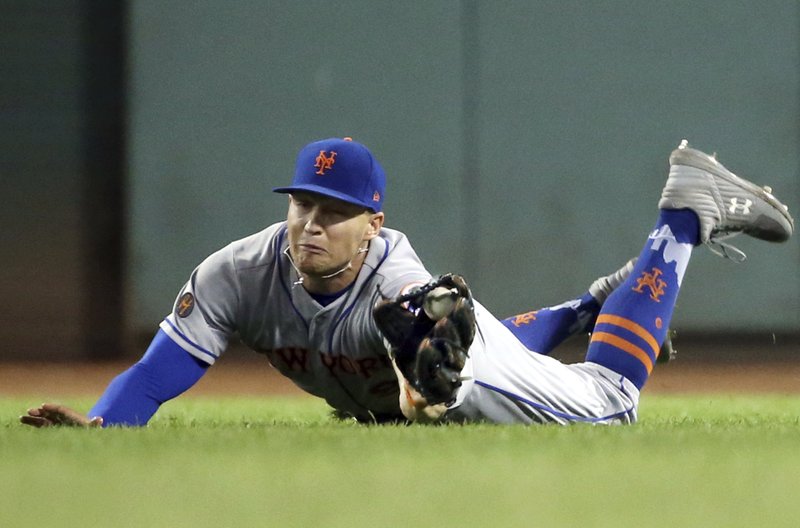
[314,150,337,175]
[632,267,667,302]
[511,310,537,327]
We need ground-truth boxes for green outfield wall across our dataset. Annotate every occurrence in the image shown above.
[128,1,799,333]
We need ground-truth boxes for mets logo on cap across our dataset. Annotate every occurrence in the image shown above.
[273,137,387,212]
[314,150,337,175]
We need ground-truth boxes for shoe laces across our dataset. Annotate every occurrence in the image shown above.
[706,233,747,262]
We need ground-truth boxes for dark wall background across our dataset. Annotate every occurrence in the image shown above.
[2,1,798,361]
[1,1,125,360]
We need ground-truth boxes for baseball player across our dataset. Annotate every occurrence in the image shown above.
[21,137,794,427]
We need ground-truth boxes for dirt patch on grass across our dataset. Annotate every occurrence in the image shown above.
[3,356,800,399]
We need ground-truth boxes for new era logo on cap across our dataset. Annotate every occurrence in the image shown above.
[273,137,386,212]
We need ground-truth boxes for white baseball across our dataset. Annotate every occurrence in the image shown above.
[422,287,457,320]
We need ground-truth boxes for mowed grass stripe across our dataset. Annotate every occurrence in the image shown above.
[2,395,800,528]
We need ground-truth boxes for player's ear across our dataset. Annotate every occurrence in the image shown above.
[364,212,384,240]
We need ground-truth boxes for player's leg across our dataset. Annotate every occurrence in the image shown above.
[452,207,688,423]
[445,304,643,425]
[501,260,635,355]
[585,140,794,390]
[583,210,696,389]
[448,141,792,426]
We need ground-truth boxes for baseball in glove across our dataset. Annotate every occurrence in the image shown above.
[373,274,476,405]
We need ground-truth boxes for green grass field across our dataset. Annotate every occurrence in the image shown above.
[3,395,800,528]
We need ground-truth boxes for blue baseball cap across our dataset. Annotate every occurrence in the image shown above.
[273,137,386,212]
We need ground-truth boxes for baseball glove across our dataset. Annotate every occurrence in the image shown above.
[373,274,476,405]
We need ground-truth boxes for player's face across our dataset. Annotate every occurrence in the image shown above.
[286,192,384,279]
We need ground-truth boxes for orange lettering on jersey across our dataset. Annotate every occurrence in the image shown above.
[273,347,310,372]
[356,357,379,378]
[319,351,393,379]
[314,150,337,175]
[511,310,537,327]
[632,267,667,302]
[319,352,338,376]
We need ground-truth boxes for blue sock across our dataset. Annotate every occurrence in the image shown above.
[585,209,699,389]
[502,292,601,355]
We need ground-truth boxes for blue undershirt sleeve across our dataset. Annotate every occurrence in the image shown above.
[88,329,210,427]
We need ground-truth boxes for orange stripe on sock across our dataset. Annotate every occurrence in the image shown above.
[596,314,660,359]
[590,331,654,374]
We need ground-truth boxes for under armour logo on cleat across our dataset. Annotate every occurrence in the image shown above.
[728,197,752,215]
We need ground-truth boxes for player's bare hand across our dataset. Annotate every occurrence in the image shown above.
[20,403,103,428]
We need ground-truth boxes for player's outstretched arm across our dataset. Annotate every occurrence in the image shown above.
[21,403,103,428]
[19,329,210,428]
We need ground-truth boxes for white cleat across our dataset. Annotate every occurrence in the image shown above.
[658,140,794,260]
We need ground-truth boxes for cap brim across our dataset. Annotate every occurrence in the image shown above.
[273,184,378,212]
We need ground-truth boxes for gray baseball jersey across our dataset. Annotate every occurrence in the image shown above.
[161,222,639,424]
[161,223,431,420]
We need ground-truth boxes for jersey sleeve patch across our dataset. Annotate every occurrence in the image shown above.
[175,292,195,318]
